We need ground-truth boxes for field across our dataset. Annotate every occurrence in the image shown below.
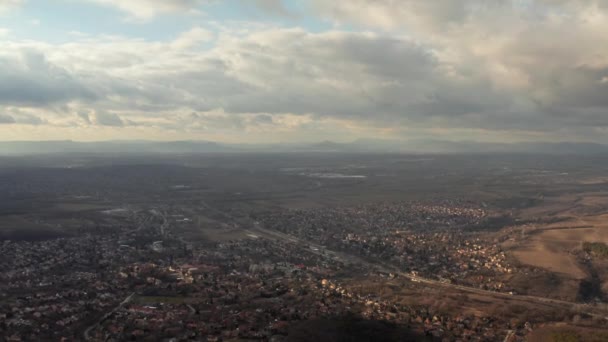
[528,325,608,342]
[504,192,608,301]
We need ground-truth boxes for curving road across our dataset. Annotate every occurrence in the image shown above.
[83,292,135,341]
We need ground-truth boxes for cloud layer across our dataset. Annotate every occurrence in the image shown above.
[1,0,608,142]
[87,0,207,20]
[0,0,22,13]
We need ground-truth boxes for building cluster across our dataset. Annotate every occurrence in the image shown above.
[256,200,487,236]
[0,237,131,340]
[255,201,517,291]
[89,237,528,341]
[1,201,531,341]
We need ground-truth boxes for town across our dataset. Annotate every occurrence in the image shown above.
[2,154,608,341]
[253,201,524,292]
[0,205,532,341]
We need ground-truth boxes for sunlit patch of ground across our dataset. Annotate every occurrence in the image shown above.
[510,195,608,295]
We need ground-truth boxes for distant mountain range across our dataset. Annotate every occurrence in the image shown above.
[0,139,607,155]
[0,140,231,155]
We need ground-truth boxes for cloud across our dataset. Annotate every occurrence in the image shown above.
[252,114,273,125]
[87,0,207,20]
[0,113,15,124]
[312,0,475,31]
[3,1,608,143]
[10,111,44,125]
[0,50,95,106]
[94,110,124,127]
[250,0,294,17]
[0,28,579,133]
[0,0,23,14]
[77,111,92,124]
[171,27,214,50]
[306,1,608,125]
[216,30,442,119]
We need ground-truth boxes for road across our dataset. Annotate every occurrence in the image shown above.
[246,224,608,319]
[83,292,135,341]
[171,202,608,319]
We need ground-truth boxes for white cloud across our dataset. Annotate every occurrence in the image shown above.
[250,0,293,17]
[94,110,124,127]
[2,0,608,142]
[312,0,485,33]
[0,0,23,14]
[0,49,95,106]
[0,113,15,124]
[171,27,214,50]
[87,0,207,20]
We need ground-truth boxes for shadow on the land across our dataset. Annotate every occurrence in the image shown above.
[286,314,433,342]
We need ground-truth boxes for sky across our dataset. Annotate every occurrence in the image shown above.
[1,0,608,143]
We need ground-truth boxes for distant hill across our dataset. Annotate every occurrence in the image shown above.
[0,140,232,155]
[402,140,608,154]
[0,139,607,155]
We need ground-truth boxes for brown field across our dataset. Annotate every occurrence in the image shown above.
[511,216,608,277]
[512,228,588,280]
[578,177,608,185]
[345,277,584,324]
[527,324,608,342]
[506,193,608,299]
